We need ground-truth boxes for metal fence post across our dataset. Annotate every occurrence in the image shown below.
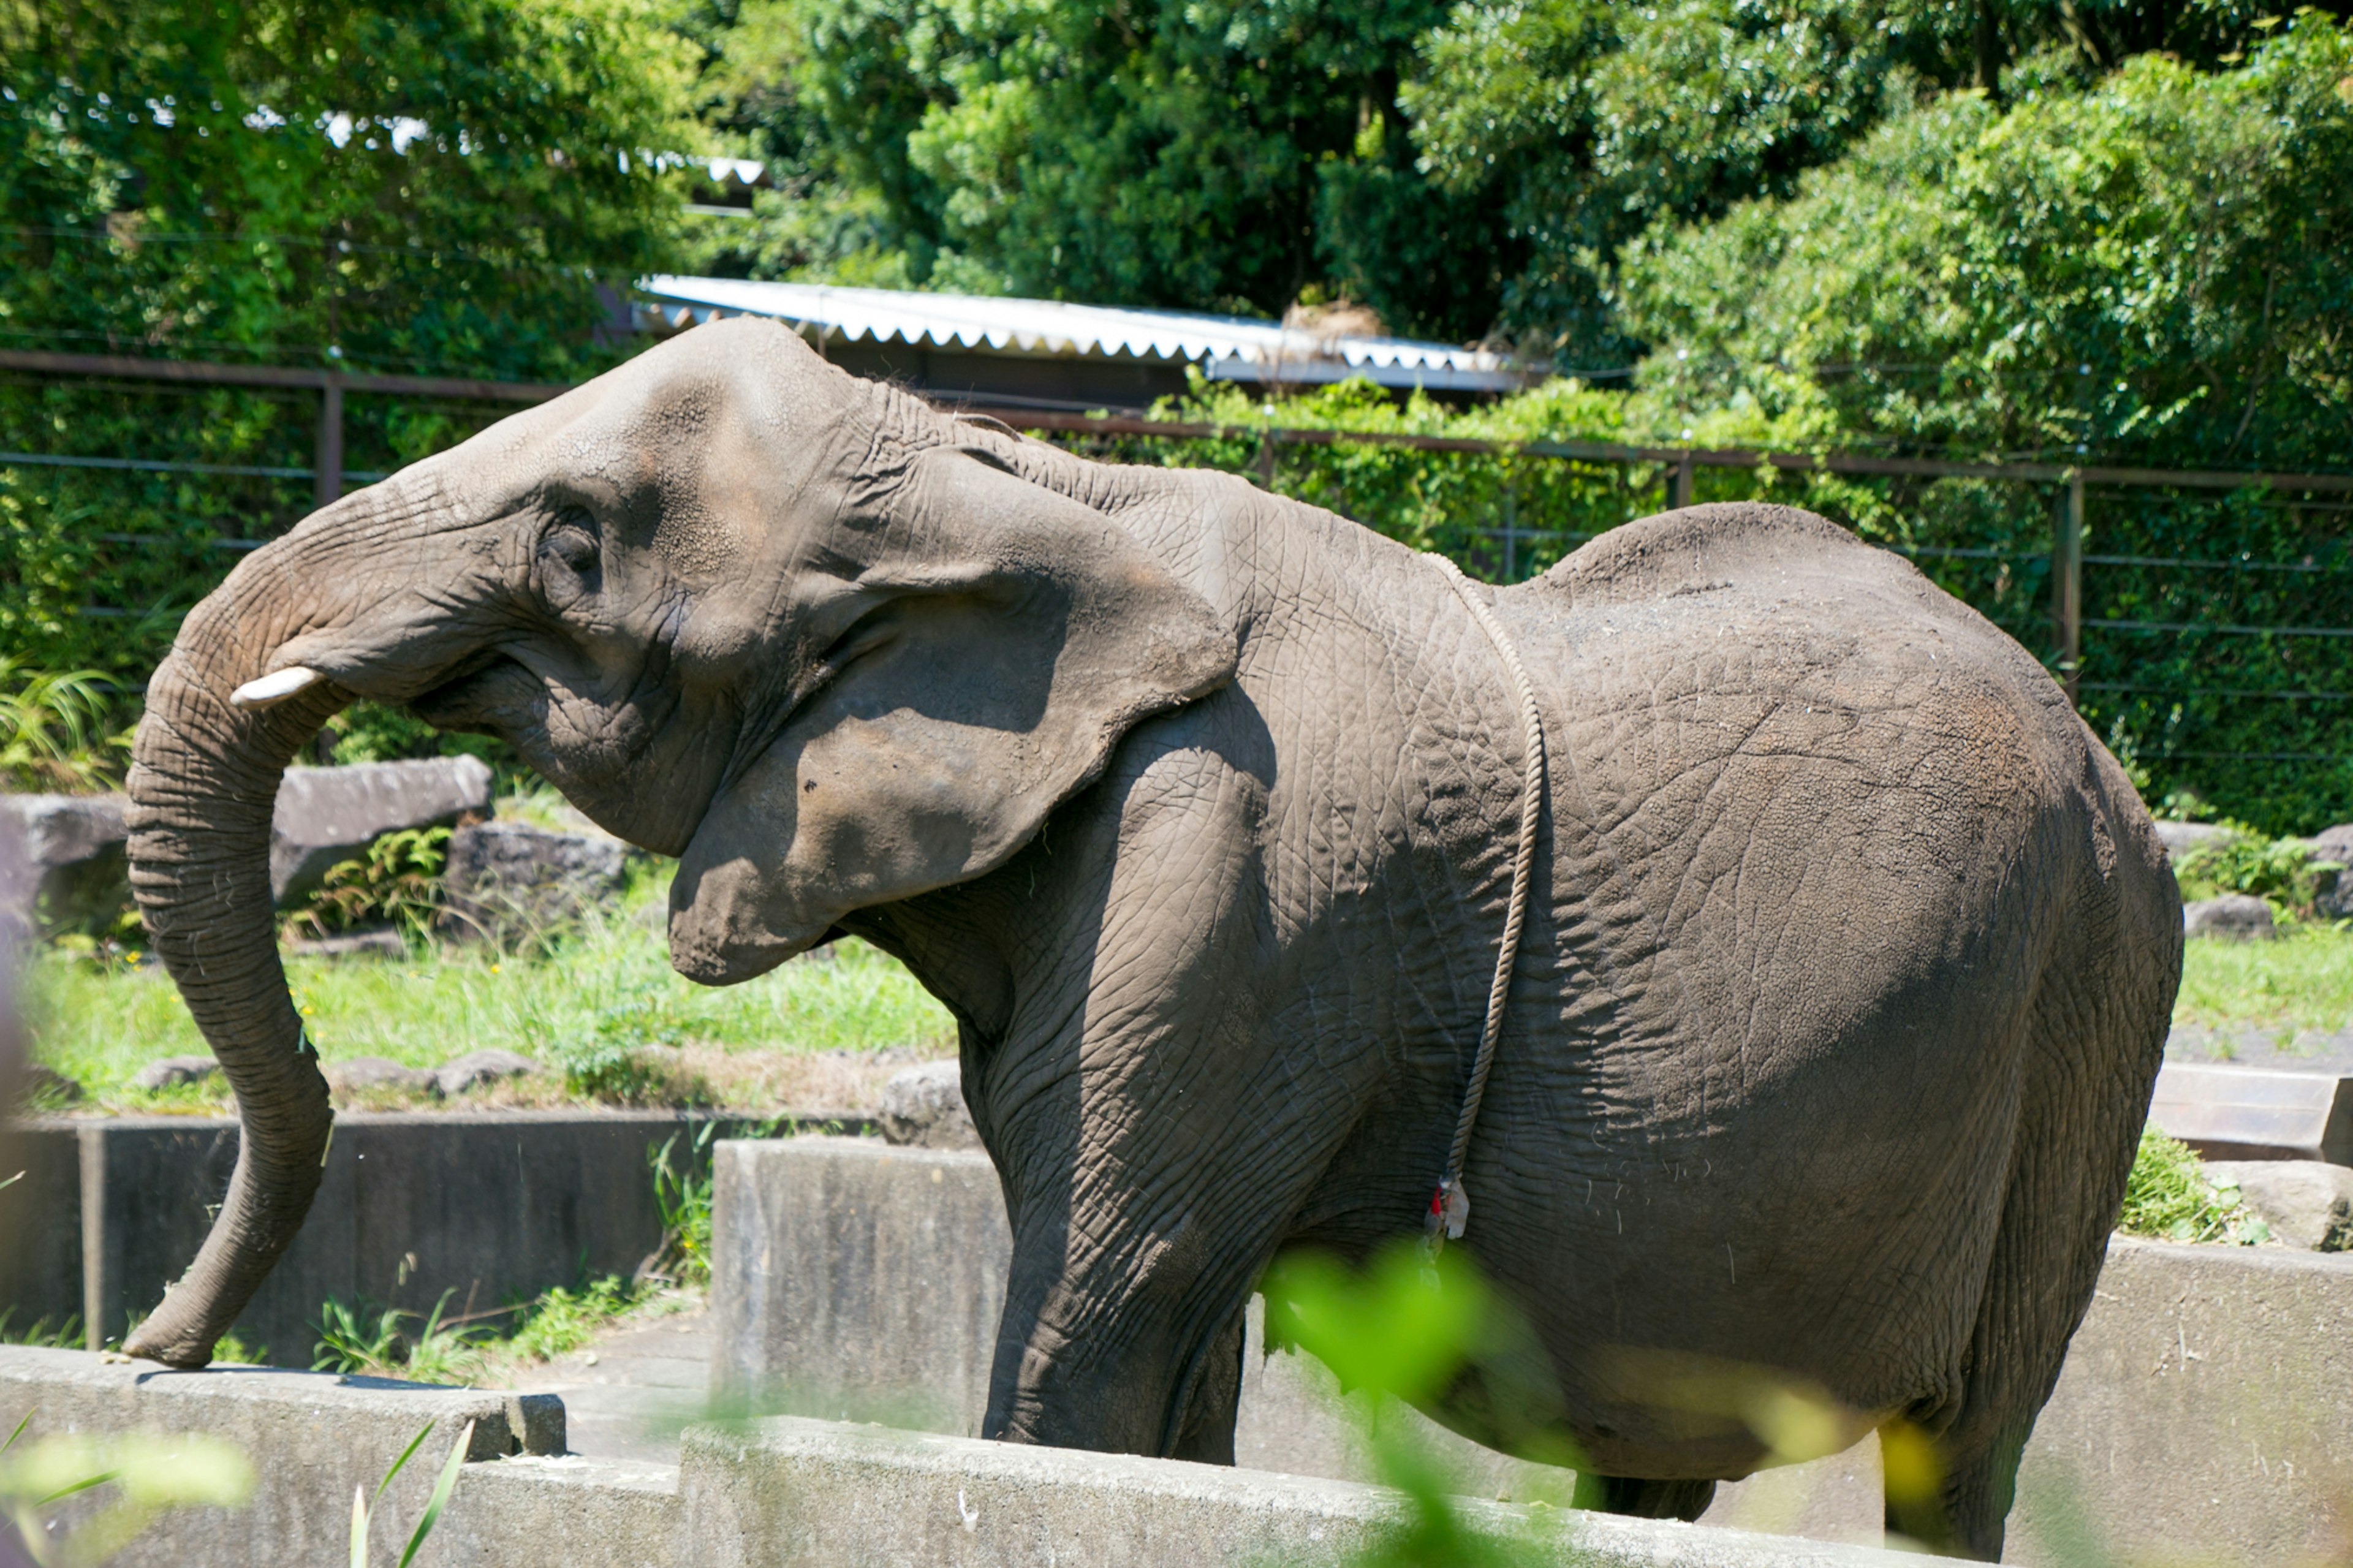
[314,374,344,509]
[2054,469,2084,705]
[1670,452,1694,511]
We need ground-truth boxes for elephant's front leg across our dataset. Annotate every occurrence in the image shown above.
[975,737,1363,1461]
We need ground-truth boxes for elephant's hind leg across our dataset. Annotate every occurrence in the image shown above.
[1573,1474,1718,1523]
[1892,886,2170,1559]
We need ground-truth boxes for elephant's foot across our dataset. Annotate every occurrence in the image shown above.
[1572,1474,1718,1523]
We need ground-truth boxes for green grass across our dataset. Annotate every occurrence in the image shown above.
[2115,1127,2268,1245]
[21,871,953,1107]
[2175,921,2353,1039]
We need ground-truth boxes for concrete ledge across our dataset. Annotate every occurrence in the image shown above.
[0,1112,875,1359]
[0,1346,1909,1567]
[683,1416,1909,1568]
[712,1137,2353,1566]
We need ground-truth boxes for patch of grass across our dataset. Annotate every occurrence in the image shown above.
[21,871,952,1108]
[311,1275,660,1384]
[2175,922,2353,1039]
[2116,1127,2268,1245]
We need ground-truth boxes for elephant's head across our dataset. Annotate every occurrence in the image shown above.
[121,318,1236,1364]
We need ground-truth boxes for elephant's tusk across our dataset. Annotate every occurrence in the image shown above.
[228,665,326,710]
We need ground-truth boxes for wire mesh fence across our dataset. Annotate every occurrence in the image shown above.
[3,349,2351,830]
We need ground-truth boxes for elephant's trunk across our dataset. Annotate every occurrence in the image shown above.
[119,554,352,1366]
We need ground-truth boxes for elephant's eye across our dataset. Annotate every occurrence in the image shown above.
[539,509,602,600]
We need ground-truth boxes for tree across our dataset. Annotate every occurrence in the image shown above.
[0,0,699,681]
[694,0,1517,338]
[1615,19,2353,471]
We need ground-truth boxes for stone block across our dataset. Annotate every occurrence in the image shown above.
[131,1055,221,1091]
[69,1112,796,1361]
[326,1055,442,1097]
[2151,820,2237,862]
[270,756,494,904]
[2147,1061,2353,1162]
[683,1416,1906,1568]
[708,1137,2353,1566]
[877,1058,980,1149]
[2183,892,2272,939]
[0,1345,1912,1568]
[436,1048,539,1097]
[0,792,129,936]
[441,820,627,941]
[286,926,406,960]
[2204,1159,2353,1249]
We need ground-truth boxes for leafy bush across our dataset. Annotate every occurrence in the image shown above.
[2116,1127,2268,1244]
[285,827,452,944]
[2175,829,2340,913]
[0,659,130,792]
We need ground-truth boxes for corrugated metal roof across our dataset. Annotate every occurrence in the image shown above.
[635,276,1532,393]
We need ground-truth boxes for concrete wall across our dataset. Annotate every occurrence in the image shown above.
[0,1345,1915,1567]
[711,1136,2353,1566]
[0,1113,871,1364]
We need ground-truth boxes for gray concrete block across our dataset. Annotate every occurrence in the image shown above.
[2204,1159,2353,1249]
[0,1345,561,1567]
[0,792,128,935]
[270,756,494,904]
[2153,820,2238,862]
[877,1057,980,1148]
[0,1345,1913,1568]
[2183,892,2273,939]
[67,1113,803,1362]
[2148,1061,2353,1162]
[683,1416,1910,1568]
[712,1139,2353,1566]
[442,820,629,939]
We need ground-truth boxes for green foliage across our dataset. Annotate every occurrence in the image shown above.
[286,825,451,943]
[504,1275,635,1363]
[0,1311,82,1350]
[2116,1126,2268,1244]
[0,1414,254,1567]
[645,1121,729,1287]
[314,1274,638,1381]
[2175,828,2339,912]
[2175,922,2353,1038]
[1622,21,2353,472]
[0,0,699,687]
[692,0,1514,336]
[0,659,129,792]
[349,1418,474,1568]
[1262,1242,1569,1564]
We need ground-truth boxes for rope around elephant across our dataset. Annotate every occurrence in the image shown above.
[1422,553,1548,1257]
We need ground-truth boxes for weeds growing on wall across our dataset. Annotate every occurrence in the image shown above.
[2115,1128,2268,1244]
[0,660,130,793]
[285,826,453,944]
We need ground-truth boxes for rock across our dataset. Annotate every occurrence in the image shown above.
[284,926,407,960]
[878,1059,980,1149]
[434,1048,538,1097]
[0,793,130,937]
[2309,825,2353,920]
[132,1055,222,1091]
[270,756,494,906]
[440,821,627,941]
[2184,894,2273,940]
[2203,1161,2353,1251]
[16,1062,81,1107]
[325,1056,442,1097]
[2153,820,2239,863]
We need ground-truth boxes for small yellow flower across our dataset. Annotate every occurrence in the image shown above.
[301,1007,314,1016]
[490,964,502,974]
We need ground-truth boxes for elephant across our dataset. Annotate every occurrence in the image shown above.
[120,317,2180,1559]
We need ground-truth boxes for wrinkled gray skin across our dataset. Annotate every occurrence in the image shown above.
[124,319,2180,1558]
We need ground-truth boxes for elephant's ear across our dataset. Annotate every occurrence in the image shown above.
[667,449,1236,985]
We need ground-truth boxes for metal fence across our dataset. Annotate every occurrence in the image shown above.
[5,349,2352,825]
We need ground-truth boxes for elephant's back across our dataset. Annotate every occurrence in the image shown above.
[1468,502,2175,1445]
